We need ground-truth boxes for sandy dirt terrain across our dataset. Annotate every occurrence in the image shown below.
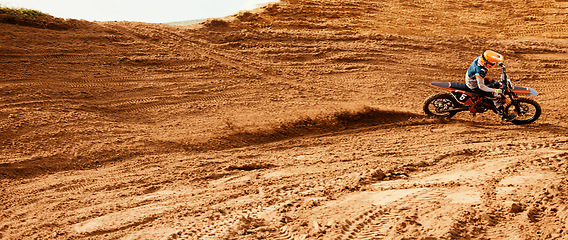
[2,0,568,239]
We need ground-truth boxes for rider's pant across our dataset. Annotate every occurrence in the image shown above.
[468,87,504,108]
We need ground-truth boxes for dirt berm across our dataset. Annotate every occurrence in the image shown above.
[2,0,568,239]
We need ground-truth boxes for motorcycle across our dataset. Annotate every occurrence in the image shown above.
[423,63,541,125]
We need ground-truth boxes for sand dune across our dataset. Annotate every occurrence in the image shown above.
[2,0,568,239]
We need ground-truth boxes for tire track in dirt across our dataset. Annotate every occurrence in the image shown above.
[0,73,207,89]
[188,210,269,239]
[53,172,142,194]
[530,151,568,174]
[73,203,179,237]
[504,0,568,39]
[97,22,159,41]
[113,92,244,113]
[0,23,251,113]
[480,151,568,239]
[59,135,568,240]
[0,99,85,111]
[336,189,446,240]
[118,27,325,113]
[505,27,568,39]
[91,22,256,114]
[170,196,297,239]
[384,138,568,190]
[165,137,568,239]
[318,137,568,239]
[0,52,107,61]
[530,82,568,94]
[132,23,387,102]
[169,165,334,239]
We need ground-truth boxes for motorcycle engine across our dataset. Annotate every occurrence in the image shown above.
[475,100,494,113]
[475,105,487,113]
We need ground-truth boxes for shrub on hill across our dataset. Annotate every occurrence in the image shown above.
[0,7,87,30]
[201,19,231,30]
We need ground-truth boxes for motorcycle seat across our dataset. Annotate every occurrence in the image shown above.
[431,82,473,92]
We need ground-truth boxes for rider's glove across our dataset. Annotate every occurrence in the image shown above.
[495,89,503,94]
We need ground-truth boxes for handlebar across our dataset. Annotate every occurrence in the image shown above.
[499,63,506,75]
[498,63,514,95]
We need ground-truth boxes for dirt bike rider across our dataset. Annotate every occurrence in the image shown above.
[465,50,515,122]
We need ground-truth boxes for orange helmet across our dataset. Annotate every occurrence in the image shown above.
[479,50,504,68]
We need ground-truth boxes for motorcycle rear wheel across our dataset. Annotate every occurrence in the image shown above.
[423,93,459,118]
[505,97,541,125]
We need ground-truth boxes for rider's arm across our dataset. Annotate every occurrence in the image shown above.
[475,75,498,93]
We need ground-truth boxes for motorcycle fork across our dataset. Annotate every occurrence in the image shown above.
[508,94,524,116]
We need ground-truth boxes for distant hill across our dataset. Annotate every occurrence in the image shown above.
[166,19,206,26]
[166,2,275,26]
[0,6,89,30]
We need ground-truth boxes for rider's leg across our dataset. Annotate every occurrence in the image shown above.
[493,98,516,122]
[471,88,515,122]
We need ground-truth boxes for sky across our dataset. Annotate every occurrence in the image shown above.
[0,0,279,23]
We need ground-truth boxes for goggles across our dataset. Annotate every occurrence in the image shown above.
[481,54,497,67]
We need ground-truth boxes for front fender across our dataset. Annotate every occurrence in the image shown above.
[512,86,538,96]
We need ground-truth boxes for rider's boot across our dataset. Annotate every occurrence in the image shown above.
[497,106,516,122]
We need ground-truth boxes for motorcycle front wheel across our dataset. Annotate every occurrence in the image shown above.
[505,97,541,125]
[423,93,459,118]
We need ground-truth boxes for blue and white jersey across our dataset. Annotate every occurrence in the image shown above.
[465,56,494,93]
